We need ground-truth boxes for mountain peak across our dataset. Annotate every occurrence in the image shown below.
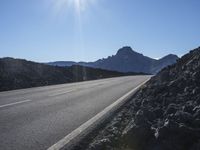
[116,46,136,56]
[159,54,179,61]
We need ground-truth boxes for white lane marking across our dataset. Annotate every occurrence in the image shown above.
[0,100,32,108]
[47,78,151,150]
[48,90,76,97]
[48,82,106,97]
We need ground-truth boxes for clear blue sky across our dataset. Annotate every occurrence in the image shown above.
[0,0,200,62]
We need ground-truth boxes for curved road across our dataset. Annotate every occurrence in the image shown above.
[0,75,151,150]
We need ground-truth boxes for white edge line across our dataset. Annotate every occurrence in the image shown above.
[49,90,75,97]
[0,99,32,108]
[47,78,151,150]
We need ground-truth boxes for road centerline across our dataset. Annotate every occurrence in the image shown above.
[48,90,76,97]
[0,99,32,108]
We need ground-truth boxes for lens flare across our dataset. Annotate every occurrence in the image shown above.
[52,0,95,15]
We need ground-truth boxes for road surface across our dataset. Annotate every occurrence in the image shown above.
[0,75,151,150]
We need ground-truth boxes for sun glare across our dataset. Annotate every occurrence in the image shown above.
[52,0,94,15]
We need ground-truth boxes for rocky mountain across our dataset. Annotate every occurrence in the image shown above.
[47,46,178,74]
[76,47,200,150]
[0,57,144,91]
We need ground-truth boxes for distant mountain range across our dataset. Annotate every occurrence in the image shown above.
[0,57,145,91]
[47,46,179,74]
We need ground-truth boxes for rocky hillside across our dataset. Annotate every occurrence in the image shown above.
[0,57,144,91]
[48,46,179,74]
[81,47,200,150]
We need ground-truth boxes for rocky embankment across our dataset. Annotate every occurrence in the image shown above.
[82,47,200,150]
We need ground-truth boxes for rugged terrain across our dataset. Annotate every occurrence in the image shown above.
[77,47,200,150]
[48,46,179,74]
[0,57,143,91]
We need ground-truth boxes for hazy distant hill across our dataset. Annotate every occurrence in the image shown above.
[47,46,179,74]
[0,57,145,91]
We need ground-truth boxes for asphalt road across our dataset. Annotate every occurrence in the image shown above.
[0,75,151,150]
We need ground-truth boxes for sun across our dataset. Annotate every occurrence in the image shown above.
[52,0,94,15]
[74,0,85,14]
[74,0,81,10]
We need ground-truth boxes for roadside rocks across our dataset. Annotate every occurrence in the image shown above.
[155,124,200,150]
[165,103,179,115]
[121,124,155,150]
